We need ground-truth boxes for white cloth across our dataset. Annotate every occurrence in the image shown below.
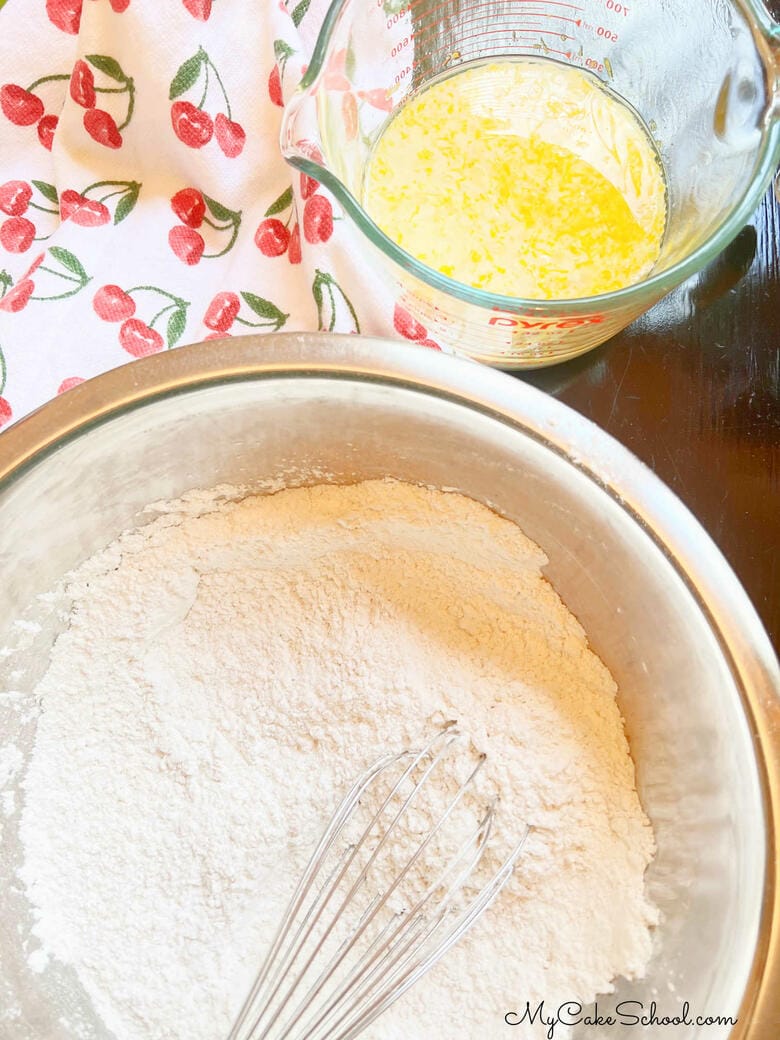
[0,0,438,427]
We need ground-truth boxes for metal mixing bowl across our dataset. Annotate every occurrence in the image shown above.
[0,335,777,1038]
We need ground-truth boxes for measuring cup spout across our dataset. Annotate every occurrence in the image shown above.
[279,87,330,184]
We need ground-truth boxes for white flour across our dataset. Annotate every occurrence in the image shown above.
[19,480,656,1039]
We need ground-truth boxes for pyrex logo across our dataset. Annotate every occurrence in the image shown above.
[488,315,606,330]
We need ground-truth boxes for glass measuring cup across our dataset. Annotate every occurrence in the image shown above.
[281,0,780,368]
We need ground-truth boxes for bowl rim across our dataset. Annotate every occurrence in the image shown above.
[0,332,777,1037]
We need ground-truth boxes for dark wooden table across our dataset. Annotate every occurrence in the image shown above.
[520,180,780,651]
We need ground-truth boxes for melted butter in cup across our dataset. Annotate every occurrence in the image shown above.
[363,59,667,301]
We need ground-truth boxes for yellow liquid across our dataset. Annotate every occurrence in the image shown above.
[363,59,667,300]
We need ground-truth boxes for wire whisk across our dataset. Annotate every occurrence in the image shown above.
[227,723,528,1040]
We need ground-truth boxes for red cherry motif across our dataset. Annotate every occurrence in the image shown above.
[324,49,351,92]
[0,217,35,254]
[288,222,302,265]
[357,89,393,112]
[393,304,427,341]
[83,109,123,149]
[214,113,245,158]
[46,0,82,34]
[60,191,110,227]
[342,93,358,141]
[93,284,136,322]
[119,318,165,357]
[59,189,84,220]
[1,85,44,127]
[57,377,85,394]
[255,218,290,257]
[0,181,32,217]
[298,140,324,164]
[0,397,12,427]
[109,0,131,10]
[303,195,333,244]
[300,173,318,200]
[70,61,97,109]
[73,200,110,227]
[0,278,35,312]
[169,225,205,265]
[171,101,213,148]
[20,253,45,281]
[171,187,206,228]
[268,66,283,108]
[204,291,240,332]
[391,302,441,349]
[37,115,59,151]
[183,0,213,18]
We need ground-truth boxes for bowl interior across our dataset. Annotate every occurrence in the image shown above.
[0,374,765,1038]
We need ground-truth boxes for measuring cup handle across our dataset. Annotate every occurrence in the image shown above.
[754,1,780,119]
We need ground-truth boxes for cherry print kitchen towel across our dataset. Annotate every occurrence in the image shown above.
[0,0,439,429]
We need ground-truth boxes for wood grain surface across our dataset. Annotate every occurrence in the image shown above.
[522,181,780,650]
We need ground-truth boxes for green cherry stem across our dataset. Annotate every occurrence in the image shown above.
[26,73,70,91]
[29,201,60,215]
[84,180,136,191]
[116,78,135,132]
[234,315,283,329]
[38,264,81,282]
[30,280,91,303]
[202,214,235,232]
[126,286,187,307]
[97,187,132,204]
[202,217,241,259]
[198,62,210,113]
[94,86,130,94]
[147,301,180,328]
[0,349,6,396]
[205,57,231,120]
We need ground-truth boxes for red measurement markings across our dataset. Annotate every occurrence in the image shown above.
[413,16,575,40]
[413,13,579,42]
[520,12,583,24]
[407,0,484,21]
[407,0,583,14]
[516,1,584,9]
[406,1,584,48]
[412,19,574,55]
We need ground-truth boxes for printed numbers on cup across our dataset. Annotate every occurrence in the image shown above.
[605,0,629,14]
[386,9,409,27]
[596,26,619,41]
[394,58,419,84]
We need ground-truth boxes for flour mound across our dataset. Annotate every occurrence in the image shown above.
[19,480,656,1039]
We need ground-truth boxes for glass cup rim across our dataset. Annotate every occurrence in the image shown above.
[285,0,780,315]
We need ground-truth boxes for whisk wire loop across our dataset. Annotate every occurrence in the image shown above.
[227,751,403,1039]
[228,726,527,1040]
[330,829,529,1040]
[286,800,495,1040]
[244,726,460,1039]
